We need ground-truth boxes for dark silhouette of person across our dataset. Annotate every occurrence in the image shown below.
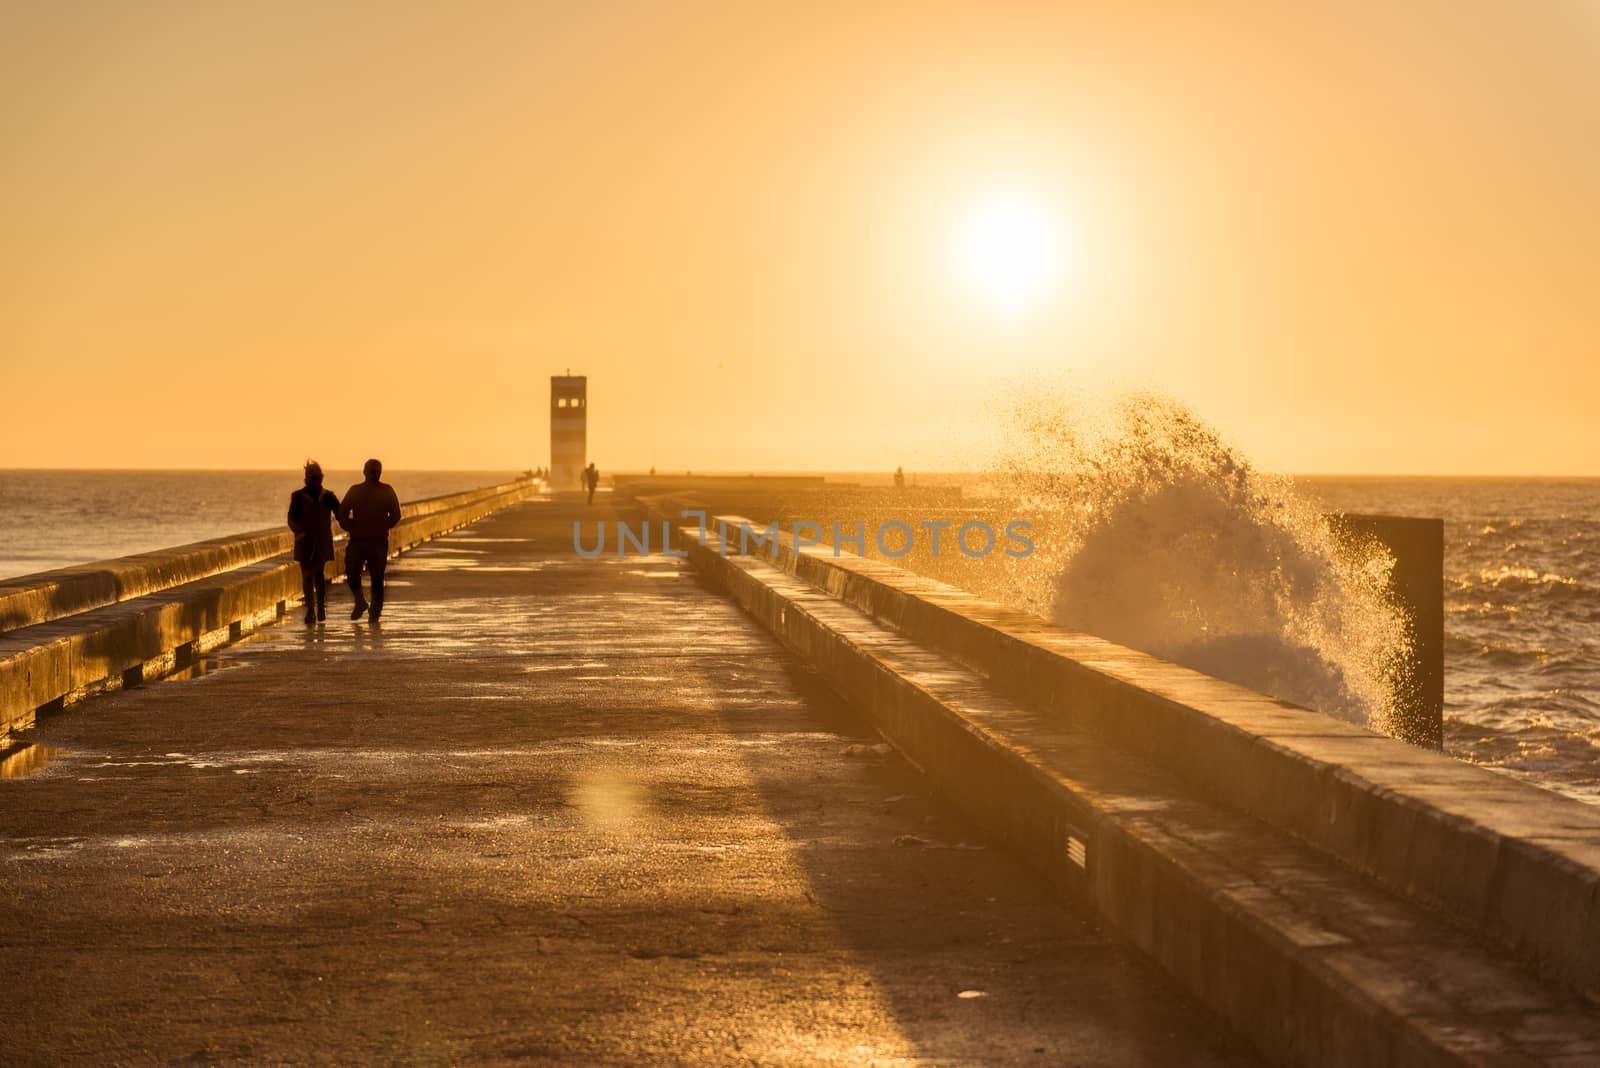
[893,465,906,489]
[287,460,340,624]
[584,462,600,505]
[337,458,401,622]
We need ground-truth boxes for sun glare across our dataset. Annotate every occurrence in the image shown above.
[953,192,1067,316]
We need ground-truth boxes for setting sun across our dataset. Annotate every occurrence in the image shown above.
[953,191,1069,315]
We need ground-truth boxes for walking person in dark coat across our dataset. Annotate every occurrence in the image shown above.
[584,462,600,505]
[287,460,340,624]
[337,458,402,622]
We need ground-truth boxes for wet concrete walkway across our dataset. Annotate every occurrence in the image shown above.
[0,498,1258,1065]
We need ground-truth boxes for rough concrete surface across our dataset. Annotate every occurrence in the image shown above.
[0,499,1258,1066]
[664,518,1600,1067]
[657,509,1600,1003]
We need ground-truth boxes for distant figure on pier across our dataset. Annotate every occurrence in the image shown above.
[287,461,340,624]
[893,465,906,490]
[583,462,600,505]
[337,458,401,622]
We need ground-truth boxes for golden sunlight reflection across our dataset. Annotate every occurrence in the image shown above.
[568,767,651,833]
[0,745,60,779]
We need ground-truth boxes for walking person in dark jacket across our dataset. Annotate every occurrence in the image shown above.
[337,458,402,622]
[287,461,340,624]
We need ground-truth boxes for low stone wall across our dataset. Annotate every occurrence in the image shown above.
[609,474,826,494]
[650,509,1600,1065]
[640,502,1600,1006]
[625,491,1443,748]
[0,479,536,740]
[0,478,534,634]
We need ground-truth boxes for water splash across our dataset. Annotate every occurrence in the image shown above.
[984,388,1409,728]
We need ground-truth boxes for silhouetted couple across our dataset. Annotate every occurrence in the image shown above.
[287,459,401,625]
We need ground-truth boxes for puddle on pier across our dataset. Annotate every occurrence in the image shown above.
[437,537,534,544]
[394,558,553,573]
[162,656,244,683]
[1,744,63,779]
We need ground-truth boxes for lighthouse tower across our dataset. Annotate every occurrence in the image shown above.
[550,374,587,490]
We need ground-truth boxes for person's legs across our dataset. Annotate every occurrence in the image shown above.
[368,551,387,620]
[300,564,317,624]
[347,542,369,618]
[312,569,328,621]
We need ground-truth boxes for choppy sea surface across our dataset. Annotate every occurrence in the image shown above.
[1,470,1596,804]
[1295,477,1600,805]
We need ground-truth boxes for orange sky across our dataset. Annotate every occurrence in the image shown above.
[3,2,1597,474]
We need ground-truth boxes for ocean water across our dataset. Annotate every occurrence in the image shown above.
[828,463,1598,803]
[0,470,521,579]
[1297,476,1600,805]
[1,468,1596,804]
[955,389,1599,805]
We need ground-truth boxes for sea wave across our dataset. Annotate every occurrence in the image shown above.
[1449,713,1600,806]
[1461,565,1583,591]
[986,389,1408,730]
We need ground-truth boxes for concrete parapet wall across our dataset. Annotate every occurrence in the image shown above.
[0,478,535,634]
[0,530,295,637]
[0,479,535,740]
[641,502,1600,1005]
[610,474,826,493]
[624,491,1443,749]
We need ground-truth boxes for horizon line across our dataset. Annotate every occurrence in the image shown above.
[3,466,1598,480]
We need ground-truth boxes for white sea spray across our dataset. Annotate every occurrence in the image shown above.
[977,388,1410,729]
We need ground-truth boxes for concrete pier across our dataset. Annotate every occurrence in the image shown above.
[6,489,1600,1065]
[0,478,538,740]
[0,499,1256,1065]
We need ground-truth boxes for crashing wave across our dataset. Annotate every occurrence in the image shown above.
[984,388,1410,729]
